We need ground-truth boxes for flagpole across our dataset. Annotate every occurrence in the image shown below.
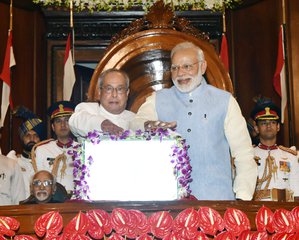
[281,0,294,145]
[9,0,13,150]
[70,0,75,63]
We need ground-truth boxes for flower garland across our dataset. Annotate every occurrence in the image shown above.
[32,0,242,12]
[71,129,192,200]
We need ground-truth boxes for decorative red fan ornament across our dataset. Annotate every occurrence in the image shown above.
[14,236,38,240]
[238,229,252,240]
[173,208,199,239]
[271,232,296,240]
[86,209,112,239]
[136,233,153,240]
[250,231,268,240]
[162,231,180,240]
[193,231,210,240]
[291,206,299,233]
[148,211,173,239]
[34,211,63,239]
[108,233,125,239]
[197,206,224,236]
[0,216,20,238]
[255,206,275,233]
[111,208,129,236]
[63,211,90,239]
[223,208,250,237]
[214,231,236,240]
[127,210,150,238]
[273,209,295,233]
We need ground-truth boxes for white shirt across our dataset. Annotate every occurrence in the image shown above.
[69,102,135,141]
[0,154,26,205]
[7,150,35,199]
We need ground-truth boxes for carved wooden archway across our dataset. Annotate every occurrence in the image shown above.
[88,1,233,113]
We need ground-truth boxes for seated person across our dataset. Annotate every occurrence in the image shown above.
[20,170,68,204]
[251,100,299,201]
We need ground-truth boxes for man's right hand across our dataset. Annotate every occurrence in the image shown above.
[144,121,177,131]
[101,119,124,135]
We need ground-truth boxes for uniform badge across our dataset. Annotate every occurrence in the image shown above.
[47,157,55,166]
[279,160,290,173]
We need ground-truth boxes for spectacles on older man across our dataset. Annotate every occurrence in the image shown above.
[32,179,53,187]
[100,85,128,94]
[170,61,200,73]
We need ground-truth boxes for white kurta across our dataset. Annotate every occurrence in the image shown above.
[7,150,35,199]
[254,145,299,199]
[35,140,76,193]
[69,102,135,141]
[0,155,26,205]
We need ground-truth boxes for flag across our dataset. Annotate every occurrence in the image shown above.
[273,25,287,123]
[63,33,76,100]
[220,33,229,71]
[0,31,16,128]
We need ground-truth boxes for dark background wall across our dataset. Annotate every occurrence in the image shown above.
[0,0,298,154]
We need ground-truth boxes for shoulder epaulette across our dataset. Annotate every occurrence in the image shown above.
[278,145,298,156]
[34,139,55,149]
[31,138,55,172]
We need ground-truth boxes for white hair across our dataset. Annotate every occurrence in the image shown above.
[171,42,205,62]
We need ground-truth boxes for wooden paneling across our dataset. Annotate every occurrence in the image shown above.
[0,3,46,154]
[287,0,299,147]
[228,0,298,146]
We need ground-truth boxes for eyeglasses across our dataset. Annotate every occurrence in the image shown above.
[32,179,53,187]
[170,61,200,72]
[100,85,128,94]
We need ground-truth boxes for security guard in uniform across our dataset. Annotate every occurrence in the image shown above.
[32,101,77,197]
[251,100,299,201]
[7,106,45,198]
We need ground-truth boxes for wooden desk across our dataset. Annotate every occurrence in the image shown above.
[0,200,298,236]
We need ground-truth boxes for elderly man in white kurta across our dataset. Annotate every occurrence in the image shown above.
[33,101,77,195]
[0,154,26,205]
[69,69,135,141]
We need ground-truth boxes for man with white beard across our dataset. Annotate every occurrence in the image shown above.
[20,170,67,204]
[130,41,257,201]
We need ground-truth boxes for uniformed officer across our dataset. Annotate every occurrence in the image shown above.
[7,106,45,198]
[251,100,299,201]
[32,101,77,196]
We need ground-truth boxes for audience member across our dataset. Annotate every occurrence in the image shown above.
[7,106,45,198]
[0,154,26,205]
[32,101,77,196]
[69,69,135,140]
[251,100,299,201]
[130,41,257,200]
[20,170,67,204]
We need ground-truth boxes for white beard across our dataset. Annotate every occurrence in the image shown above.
[35,190,50,202]
[172,71,203,93]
